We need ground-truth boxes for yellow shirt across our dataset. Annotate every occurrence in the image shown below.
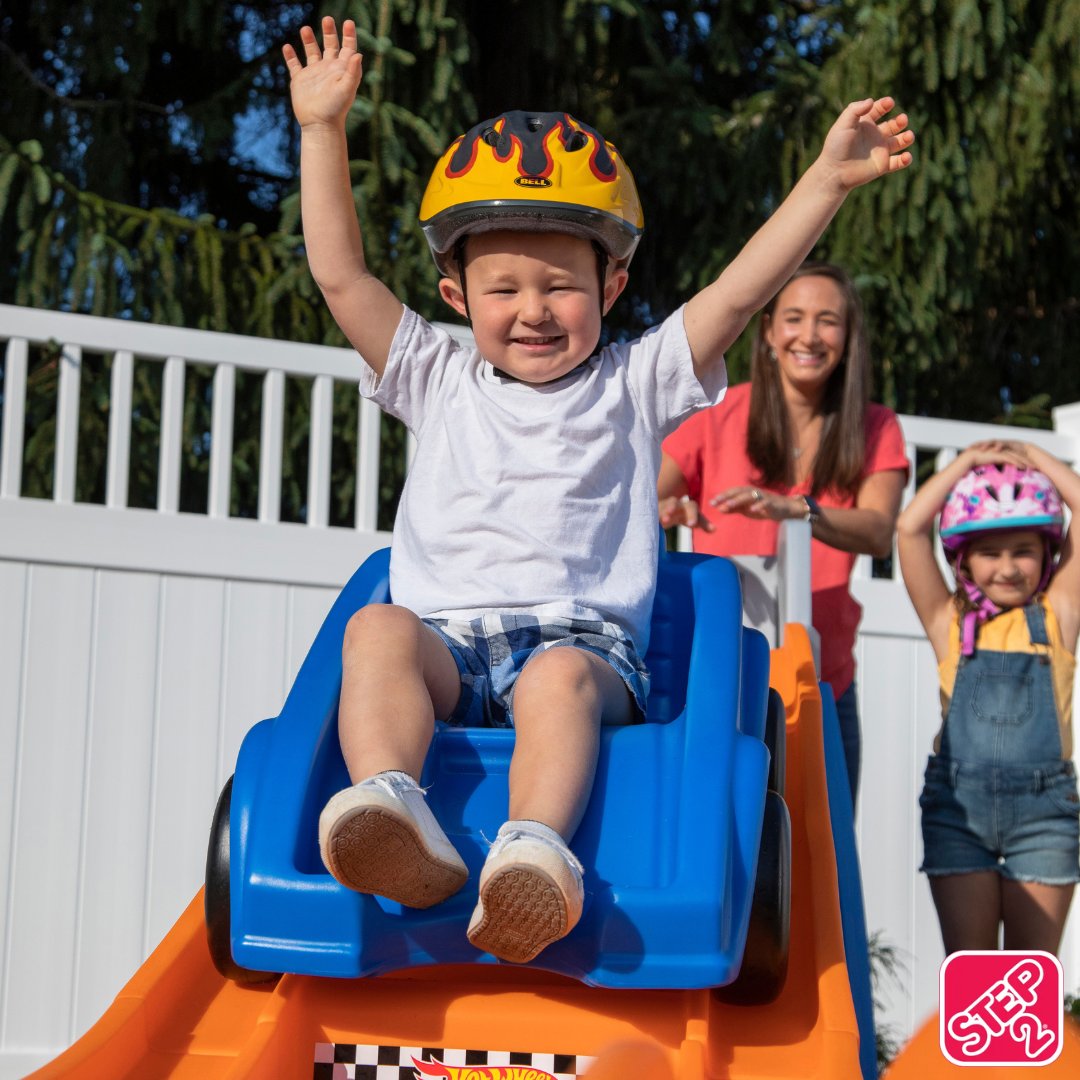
[936,599,1075,758]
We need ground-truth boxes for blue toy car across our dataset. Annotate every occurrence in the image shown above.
[205,546,790,997]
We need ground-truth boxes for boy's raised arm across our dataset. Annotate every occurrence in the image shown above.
[284,17,403,378]
[683,97,915,380]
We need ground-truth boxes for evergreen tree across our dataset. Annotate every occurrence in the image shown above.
[5,1,1074,523]
[796,0,1080,420]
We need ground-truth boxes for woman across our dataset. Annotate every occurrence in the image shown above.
[659,262,909,807]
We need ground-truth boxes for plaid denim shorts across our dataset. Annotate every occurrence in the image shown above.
[423,613,650,728]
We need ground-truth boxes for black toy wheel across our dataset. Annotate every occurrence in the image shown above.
[205,776,280,985]
[764,687,786,798]
[713,789,792,1005]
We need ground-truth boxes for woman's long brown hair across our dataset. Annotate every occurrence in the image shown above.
[746,261,870,497]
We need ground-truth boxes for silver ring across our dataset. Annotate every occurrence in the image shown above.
[751,488,762,502]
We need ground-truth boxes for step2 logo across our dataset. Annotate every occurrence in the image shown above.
[940,951,1063,1066]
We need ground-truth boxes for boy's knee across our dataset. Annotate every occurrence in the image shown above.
[518,645,605,695]
[342,603,422,656]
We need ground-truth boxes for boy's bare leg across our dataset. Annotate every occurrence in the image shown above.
[929,872,1002,953]
[1001,880,1075,954]
[466,646,633,963]
[508,646,634,838]
[320,603,467,908]
[337,603,462,782]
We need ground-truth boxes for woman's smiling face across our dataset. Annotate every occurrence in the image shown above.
[764,274,848,396]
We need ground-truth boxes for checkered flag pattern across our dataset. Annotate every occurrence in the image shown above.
[313,1042,597,1080]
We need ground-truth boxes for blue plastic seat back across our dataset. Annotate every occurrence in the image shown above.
[230,545,770,989]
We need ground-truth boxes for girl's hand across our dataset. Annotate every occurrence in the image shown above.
[710,487,805,522]
[283,17,363,131]
[659,495,714,532]
[819,97,915,191]
[958,439,1032,469]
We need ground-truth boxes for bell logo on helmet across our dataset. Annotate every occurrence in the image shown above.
[515,176,553,188]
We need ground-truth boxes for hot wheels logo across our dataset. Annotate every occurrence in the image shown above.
[412,1057,558,1080]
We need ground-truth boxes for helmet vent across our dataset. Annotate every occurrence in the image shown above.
[566,131,589,151]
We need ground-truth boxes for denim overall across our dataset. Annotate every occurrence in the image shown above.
[920,602,1080,883]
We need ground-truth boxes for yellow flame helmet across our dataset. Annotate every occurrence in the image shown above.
[419,110,644,276]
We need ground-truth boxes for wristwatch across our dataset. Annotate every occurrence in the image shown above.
[802,495,822,526]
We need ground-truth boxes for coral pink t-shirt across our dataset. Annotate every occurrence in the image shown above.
[662,382,909,697]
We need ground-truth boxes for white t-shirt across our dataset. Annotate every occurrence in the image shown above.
[360,305,726,654]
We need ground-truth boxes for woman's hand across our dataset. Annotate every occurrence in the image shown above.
[709,486,805,522]
[283,16,364,131]
[659,495,714,532]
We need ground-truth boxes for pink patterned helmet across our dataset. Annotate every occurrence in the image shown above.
[941,463,1064,655]
[940,463,1064,552]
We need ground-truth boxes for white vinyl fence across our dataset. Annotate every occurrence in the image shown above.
[0,302,1077,1076]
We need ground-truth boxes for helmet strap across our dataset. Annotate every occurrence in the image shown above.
[592,241,608,315]
[453,237,471,321]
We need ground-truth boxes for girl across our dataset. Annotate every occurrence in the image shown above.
[897,440,1080,954]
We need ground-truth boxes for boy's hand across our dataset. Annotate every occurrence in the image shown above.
[283,16,363,131]
[819,97,915,192]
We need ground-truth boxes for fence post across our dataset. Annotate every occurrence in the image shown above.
[1052,402,1080,463]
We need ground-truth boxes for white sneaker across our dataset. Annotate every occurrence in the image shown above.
[318,771,468,908]
[467,820,584,963]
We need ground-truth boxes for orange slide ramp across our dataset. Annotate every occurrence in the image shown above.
[31,626,873,1078]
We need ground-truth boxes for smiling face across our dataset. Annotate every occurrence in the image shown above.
[438,230,628,384]
[962,528,1045,609]
[764,274,848,399]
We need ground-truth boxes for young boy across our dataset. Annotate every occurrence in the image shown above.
[283,16,914,964]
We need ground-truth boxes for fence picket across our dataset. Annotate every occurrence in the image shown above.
[157,357,185,513]
[208,363,236,519]
[356,397,381,532]
[307,374,333,528]
[54,345,82,504]
[106,351,134,509]
[0,337,28,498]
[258,370,284,524]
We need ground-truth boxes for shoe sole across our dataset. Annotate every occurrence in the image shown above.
[323,804,467,909]
[467,863,573,964]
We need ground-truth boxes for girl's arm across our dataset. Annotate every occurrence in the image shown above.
[708,467,905,558]
[896,442,1026,660]
[1019,443,1080,650]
